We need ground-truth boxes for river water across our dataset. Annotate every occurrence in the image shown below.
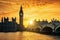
[0,32,60,40]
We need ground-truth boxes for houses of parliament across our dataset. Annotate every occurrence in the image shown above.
[0,6,24,32]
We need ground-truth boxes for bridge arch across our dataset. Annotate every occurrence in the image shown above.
[55,25,60,33]
[55,25,60,30]
[41,26,53,33]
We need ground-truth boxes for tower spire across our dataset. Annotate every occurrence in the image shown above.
[20,5,23,13]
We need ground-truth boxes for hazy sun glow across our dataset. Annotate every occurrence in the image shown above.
[29,21,33,25]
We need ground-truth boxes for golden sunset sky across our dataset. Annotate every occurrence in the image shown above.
[0,0,60,27]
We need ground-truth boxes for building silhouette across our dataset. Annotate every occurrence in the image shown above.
[0,6,24,32]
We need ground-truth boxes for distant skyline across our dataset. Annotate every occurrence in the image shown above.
[0,0,60,27]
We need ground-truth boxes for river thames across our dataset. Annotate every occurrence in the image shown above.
[0,32,60,40]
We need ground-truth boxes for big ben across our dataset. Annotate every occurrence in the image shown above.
[19,6,24,31]
[19,6,23,25]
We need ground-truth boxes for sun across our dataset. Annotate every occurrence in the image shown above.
[29,21,33,24]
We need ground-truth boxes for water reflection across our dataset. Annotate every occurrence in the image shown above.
[0,32,60,40]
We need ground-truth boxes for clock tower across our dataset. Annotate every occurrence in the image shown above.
[19,6,23,27]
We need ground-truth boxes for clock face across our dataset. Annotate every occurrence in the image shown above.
[20,13,22,16]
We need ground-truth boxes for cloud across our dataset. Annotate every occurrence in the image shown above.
[24,0,60,6]
[43,0,60,4]
[0,0,20,14]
